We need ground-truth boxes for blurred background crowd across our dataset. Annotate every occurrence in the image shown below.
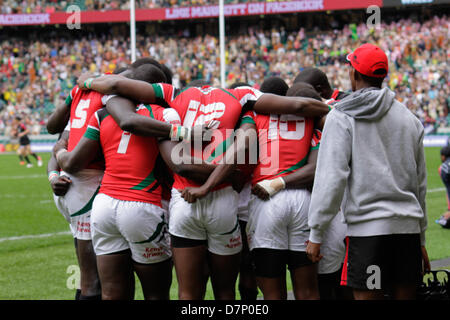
[0,5,448,137]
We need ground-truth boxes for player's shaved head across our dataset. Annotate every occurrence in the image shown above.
[132,64,167,84]
[113,66,128,75]
[228,82,250,89]
[260,76,288,96]
[294,67,332,99]
[186,79,210,88]
[131,58,173,84]
[287,82,322,101]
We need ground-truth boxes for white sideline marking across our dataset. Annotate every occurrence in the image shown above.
[0,231,71,242]
[0,174,45,180]
[428,187,446,193]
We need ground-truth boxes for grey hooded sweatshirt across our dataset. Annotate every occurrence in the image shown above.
[308,87,427,245]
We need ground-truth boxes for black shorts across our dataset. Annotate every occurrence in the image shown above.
[19,136,30,146]
[251,248,313,278]
[341,234,422,290]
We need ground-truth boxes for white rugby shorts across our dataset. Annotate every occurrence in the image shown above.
[60,169,103,240]
[53,193,75,235]
[318,211,347,274]
[91,193,171,264]
[169,186,242,255]
[247,189,311,252]
[237,182,252,222]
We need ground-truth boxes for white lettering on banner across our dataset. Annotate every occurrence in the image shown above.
[191,6,216,18]
[266,0,324,14]
[224,4,247,16]
[248,3,265,15]
[165,7,190,19]
[0,13,50,25]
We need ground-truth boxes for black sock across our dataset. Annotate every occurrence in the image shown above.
[24,156,31,164]
[79,294,102,300]
[75,289,81,300]
[30,153,39,160]
[19,155,24,162]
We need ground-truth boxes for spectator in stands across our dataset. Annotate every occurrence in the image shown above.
[0,14,448,136]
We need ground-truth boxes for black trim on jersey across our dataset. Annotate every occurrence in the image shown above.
[146,181,161,193]
[154,86,182,109]
[154,97,172,109]
[97,107,110,123]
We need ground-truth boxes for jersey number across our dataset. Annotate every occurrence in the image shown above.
[268,114,305,140]
[183,100,225,129]
[71,99,90,129]
[117,131,132,154]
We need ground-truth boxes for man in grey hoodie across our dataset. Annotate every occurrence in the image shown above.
[306,43,430,300]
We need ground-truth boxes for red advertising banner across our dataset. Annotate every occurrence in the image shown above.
[0,0,383,26]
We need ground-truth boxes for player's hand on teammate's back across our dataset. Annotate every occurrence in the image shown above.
[50,175,72,196]
[190,124,212,144]
[306,241,323,263]
[251,178,285,201]
[77,72,95,90]
[180,186,209,203]
[251,183,271,201]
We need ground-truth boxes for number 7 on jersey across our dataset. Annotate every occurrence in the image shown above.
[117,131,132,154]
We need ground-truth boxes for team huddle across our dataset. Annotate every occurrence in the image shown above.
[46,43,429,301]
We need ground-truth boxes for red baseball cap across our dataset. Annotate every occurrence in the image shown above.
[346,43,388,78]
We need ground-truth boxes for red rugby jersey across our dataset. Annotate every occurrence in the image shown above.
[66,85,109,170]
[83,104,181,206]
[151,83,263,189]
[241,111,321,185]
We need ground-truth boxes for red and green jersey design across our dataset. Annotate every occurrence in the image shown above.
[241,111,321,185]
[84,104,181,206]
[66,85,109,170]
[151,83,263,189]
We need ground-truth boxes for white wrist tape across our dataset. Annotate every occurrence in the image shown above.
[48,170,59,182]
[170,125,192,142]
[256,177,286,197]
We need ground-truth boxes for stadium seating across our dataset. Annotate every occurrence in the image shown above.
[0,9,448,140]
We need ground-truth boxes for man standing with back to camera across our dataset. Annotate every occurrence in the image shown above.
[306,43,430,300]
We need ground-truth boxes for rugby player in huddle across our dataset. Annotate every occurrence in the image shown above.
[57,67,330,300]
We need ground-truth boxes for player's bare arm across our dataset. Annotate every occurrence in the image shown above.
[54,136,100,174]
[158,139,217,184]
[106,97,208,141]
[105,96,174,137]
[252,149,318,201]
[253,93,330,118]
[181,122,256,203]
[77,73,156,104]
[47,132,72,196]
[47,99,71,134]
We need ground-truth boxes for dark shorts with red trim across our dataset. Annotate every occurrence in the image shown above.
[340,234,422,291]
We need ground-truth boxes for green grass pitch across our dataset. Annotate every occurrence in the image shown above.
[0,148,449,300]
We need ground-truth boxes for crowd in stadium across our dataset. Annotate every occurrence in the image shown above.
[0,14,448,137]
[0,0,266,13]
